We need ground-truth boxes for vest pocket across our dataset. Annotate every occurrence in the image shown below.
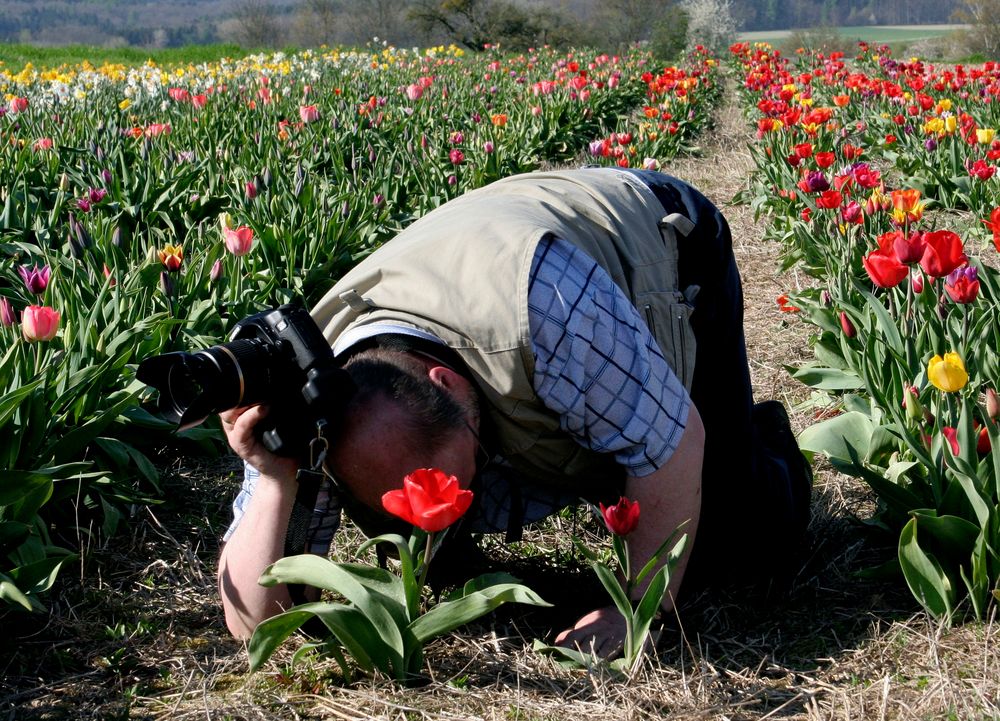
[637,290,697,391]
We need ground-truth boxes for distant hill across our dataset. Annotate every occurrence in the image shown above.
[0,0,963,49]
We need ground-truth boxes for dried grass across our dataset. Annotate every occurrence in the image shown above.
[3,74,1000,721]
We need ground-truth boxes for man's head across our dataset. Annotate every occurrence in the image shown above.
[328,347,480,514]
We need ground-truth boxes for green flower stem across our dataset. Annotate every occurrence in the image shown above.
[416,531,435,594]
[621,538,635,662]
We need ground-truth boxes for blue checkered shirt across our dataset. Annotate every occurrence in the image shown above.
[224,236,690,548]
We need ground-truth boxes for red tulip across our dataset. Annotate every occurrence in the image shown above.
[8,96,28,113]
[815,189,843,209]
[776,293,800,312]
[969,159,996,181]
[863,247,908,288]
[449,148,465,165]
[977,425,991,455]
[814,151,836,168]
[600,496,641,537]
[920,230,966,278]
[839,311,856,338]
[21,305,60,342]
[942,427,960,456]
[382,468,473,533]
[890,230,926,265]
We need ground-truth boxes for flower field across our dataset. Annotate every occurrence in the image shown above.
[4,33,1000,644]
[0,43,721,613]
[731,41,1000,620]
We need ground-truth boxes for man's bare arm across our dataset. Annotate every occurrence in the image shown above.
[555,404,705,654]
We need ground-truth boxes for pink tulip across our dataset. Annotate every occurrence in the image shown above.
[192,94,207,109]
[449,149,465,165]
[299,105,319,123]
[32,138,53,151]
[9,97,28,114]
[21,305,60,342]
[223,226,254,256]
[145,123,172,137]
[405,83,423,101]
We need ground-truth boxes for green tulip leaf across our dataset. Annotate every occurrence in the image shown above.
[797,411,873,464]
[789,364,863,390]
[898,517,953,619]
[410,583,550,643]
[630,564,669,660]
[531,639,604,670]
[259,554,407,667]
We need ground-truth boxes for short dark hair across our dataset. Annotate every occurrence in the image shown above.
[341,347,467,456]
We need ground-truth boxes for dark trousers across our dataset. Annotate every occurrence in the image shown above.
[624,170,812,586]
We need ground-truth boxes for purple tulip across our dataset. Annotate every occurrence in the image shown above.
[18,264,51,295]
[0,297,15,326]
[801,170,830,193]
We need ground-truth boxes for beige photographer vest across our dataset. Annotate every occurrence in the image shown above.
[311,168,696,490]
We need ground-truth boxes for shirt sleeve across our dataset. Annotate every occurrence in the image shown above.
[527,236,691,477]
[223,461,342,555]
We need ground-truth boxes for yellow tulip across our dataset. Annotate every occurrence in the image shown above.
[927,353,969,393]
[976,128,996,144]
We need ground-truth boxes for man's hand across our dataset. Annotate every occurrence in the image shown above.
[555,606,627,659]
[219,405,298,482]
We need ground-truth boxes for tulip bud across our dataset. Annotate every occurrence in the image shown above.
[839,310,856,338]
[341,200,350,218]
[210,259,224,283]
[59,172,69,192]
[245,180,257,199]
[261,167,272,188]
[159,271,174,296]
[67,230,85,259]
[821,290,832,307]
[987,388,1000,421]
[911,272,924,294]
[0,297,15,327]
[904,385,923,421]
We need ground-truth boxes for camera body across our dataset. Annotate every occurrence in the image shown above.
[137,304,354,458]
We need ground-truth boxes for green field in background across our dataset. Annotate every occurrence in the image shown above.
[738,24,963,44]
[0,43,255,72]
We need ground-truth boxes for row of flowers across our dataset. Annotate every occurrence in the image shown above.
[0,44,720,613]
[731,41,1000,620]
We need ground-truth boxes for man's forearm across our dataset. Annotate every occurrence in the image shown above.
[218,473,299,639]
[624,404,705,610]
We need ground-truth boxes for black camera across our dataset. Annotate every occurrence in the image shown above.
[137,304,355,458]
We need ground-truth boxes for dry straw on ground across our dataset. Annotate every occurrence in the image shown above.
[2,75,999,721]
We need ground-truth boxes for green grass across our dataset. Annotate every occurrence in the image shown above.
[738,24,963,45]
[0,43,258,71]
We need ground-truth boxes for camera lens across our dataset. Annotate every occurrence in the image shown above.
[137,338,281,429]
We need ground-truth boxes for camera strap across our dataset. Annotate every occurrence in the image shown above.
[284,426,329,606]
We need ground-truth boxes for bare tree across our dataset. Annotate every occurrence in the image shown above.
[952,0,1000,57]
[233,0,284,48]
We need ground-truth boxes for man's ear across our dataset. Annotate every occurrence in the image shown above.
[427,365,463,391]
